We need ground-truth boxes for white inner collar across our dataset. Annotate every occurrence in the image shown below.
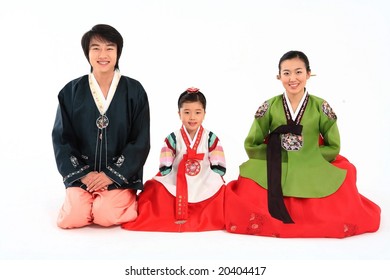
[183,126,201,148]
[89,69,121,115]
[283,90,308,121]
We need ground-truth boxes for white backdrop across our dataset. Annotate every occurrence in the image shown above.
[0,0,389,279]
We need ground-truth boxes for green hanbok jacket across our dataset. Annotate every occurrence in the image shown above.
[240,94,346,198]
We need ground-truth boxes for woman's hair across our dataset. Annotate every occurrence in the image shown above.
[278,50,311,74]
[81,24,123,71]
[178,87,207,111]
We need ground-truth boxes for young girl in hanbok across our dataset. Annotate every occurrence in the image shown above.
[122,87,226,232]
[224,50,381,238]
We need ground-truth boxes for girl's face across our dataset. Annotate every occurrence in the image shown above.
[279,57,311,98]
[89,37,117,75]
[178,101,205,138]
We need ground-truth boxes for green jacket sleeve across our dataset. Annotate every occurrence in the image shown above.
[244,100,271,160]
[318,100,340,162]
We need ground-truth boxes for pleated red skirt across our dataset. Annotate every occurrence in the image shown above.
[224,155,381,238]
[121,179,226,232]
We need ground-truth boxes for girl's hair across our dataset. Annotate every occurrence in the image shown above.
[81,24,123,71]
[278,50,311,74]
[178,88,207,110]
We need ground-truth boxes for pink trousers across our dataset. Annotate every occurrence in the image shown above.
[57,187,137,229]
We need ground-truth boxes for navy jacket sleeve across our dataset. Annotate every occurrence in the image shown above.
[52,78,93,186]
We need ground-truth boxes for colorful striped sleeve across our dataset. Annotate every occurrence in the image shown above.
[208,131,226,176]
[159,132,176,175]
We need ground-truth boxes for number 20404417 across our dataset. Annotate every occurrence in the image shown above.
[218,266,266,276]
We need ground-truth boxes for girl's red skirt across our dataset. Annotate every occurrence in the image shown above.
[122,179,225,232]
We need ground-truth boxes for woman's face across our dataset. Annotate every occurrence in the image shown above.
[88,37,117,74]
[279,57,311,98]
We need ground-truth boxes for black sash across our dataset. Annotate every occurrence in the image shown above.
[267,124,302,224]
[266,93,308,224]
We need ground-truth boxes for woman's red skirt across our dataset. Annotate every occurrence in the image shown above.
[224,155,381,238]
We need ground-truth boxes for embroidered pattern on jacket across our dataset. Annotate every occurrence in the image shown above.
[63,165,90,182]
[255,101,269,118]
[107,166,129,184]
[322,101,337,120]
[114,155,125,168]
[70,156,79,167]
[281,133,303,151]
